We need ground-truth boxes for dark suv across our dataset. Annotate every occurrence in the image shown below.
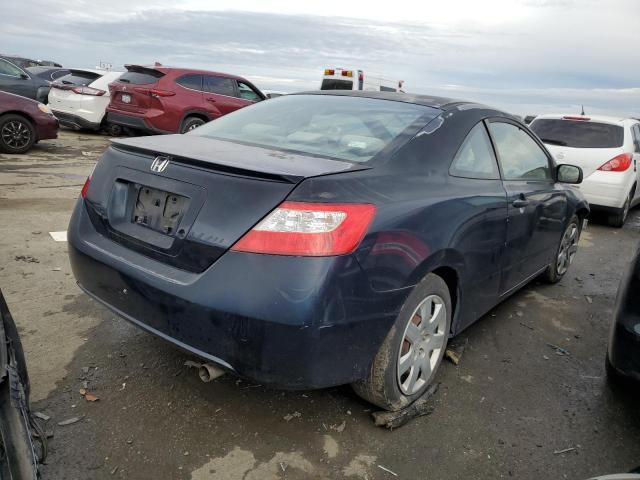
[106,65,266,134]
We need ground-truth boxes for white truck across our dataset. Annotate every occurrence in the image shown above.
[320,68,404,93]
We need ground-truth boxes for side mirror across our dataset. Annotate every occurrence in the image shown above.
[20,73,29,80]
[557,164,583,184]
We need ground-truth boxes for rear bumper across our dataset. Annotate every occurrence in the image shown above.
[68,199,406,389]
[577,172,632,209]
[106,111,172,135]
[52,110,101,131]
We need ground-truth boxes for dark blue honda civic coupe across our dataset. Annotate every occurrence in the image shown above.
[68,91,589,410]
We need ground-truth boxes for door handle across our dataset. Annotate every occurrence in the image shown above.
[512,198,529,208]
[205,97,217,103]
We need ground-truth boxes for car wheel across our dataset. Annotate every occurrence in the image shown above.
[352,273,451,411]
[608,192,631,228]
[544,215,580,283]
[0,114,36,154]
[180,117,206,134]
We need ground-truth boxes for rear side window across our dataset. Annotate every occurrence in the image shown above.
[204,76,235,96]
[176,74,203,91]
[489,122,552,181]
[380,86,396,92]
[320,79,353,90]
[51,70,68,80]
[450,123,500,180]
[530,119,624,148]
[119,69,164,85]
[56,70,101,86]
[632,124,640,153]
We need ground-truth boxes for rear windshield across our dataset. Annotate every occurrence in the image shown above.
[56,70,101,86]
[190,94,439,163]
[530,119,624,148]
[320,79,354,91]
[118,68,164,85]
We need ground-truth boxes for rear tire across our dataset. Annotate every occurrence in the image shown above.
[352,273,451,411]
[608,192,631,228]
[543,215,580,283]
[180,116,206,134]
[0,114,36,154]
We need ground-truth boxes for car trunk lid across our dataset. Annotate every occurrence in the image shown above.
[544,144,625,178]
[83,135,370,272]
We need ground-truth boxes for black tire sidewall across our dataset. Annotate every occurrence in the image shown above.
[380,274,452,409]
[180,117,205,134]
[0,114,36,154]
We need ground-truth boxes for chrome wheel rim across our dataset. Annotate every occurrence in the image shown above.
[187,122,202,131]
[1,120,31,149]
[557,222,579,275]
[397,295,447,395]
[622,196,630,222]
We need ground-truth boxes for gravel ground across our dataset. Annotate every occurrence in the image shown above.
[1,130,639,480]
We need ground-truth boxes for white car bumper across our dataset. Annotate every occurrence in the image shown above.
[575,171,632,209]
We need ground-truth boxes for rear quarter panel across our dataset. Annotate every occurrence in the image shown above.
[290,107,511,333]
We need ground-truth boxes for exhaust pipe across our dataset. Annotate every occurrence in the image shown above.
[198,363,225,383]
[184,360,226,382]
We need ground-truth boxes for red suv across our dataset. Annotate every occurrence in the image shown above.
[106,65,266,134]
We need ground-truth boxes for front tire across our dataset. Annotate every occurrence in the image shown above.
[544,215,580,283]
[0,114,36,154]
[352,273,452,411]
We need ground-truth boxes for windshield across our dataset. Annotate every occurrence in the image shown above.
[190,94,438,163]
[530,119,624,148]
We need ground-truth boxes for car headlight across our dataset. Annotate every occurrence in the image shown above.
[37,103,52,115]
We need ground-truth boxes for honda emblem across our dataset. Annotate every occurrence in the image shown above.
[150,156,170,173]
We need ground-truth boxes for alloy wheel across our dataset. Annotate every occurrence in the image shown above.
[556,222,579,276]
[397,294,447,395]
[1,120,31,150]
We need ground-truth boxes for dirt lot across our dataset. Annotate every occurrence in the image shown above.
[1,130,639,480]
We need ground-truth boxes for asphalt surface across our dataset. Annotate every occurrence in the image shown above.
[1,130,639,480]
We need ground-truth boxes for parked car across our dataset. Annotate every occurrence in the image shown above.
[523,115,536,124]
[105,64,266,134]
[69,91,588,410]
[320,67,404,92]
[606,242,640,386]
[0,57,50,103]
[48,68,122,131]
[0,91,58,153]
[26,66,71,83]
[0,55,62,69]
[530,114,640,227]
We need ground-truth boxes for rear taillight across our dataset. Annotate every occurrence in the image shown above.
[80,176,91,198]
[134,87,175,98]
[71,86,105,96]
[597,153,632,172]
[231,202,376,256]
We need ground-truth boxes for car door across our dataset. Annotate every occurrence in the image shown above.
[448,121,508,328]
[203,75,246,117]
[0,58,35,99]
[487,119,567,294]
[631,124,640,204]
[175,73,206,116]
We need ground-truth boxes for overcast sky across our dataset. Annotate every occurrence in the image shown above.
[2,0,639,116]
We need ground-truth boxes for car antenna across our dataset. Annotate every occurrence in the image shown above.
[580,105,585,115]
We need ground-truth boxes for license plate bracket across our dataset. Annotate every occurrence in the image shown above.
[133,185,188,236]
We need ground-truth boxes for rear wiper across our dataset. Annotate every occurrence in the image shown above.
[540,138,567,146]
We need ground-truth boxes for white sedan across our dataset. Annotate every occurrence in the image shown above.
[530,114,640,227]
[48,68,122,132]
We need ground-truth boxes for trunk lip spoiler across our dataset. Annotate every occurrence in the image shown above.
[110,137,372,184]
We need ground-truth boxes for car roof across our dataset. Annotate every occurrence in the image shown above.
[292,90,507,113]
[533,113,634,126]
[126,64,247,81]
